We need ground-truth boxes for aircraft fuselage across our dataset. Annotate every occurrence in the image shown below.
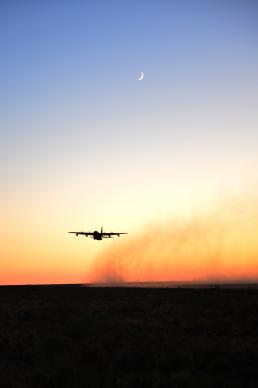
[93,231,103,240]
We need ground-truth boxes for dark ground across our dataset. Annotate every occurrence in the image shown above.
[1,285,258,388]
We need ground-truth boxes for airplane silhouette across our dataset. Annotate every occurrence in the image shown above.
[68,227,128,241]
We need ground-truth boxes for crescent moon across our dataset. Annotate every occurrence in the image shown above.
[137,72,144,81]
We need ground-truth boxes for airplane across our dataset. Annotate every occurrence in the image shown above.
[68,227,128,241]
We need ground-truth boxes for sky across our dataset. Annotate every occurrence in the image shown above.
[0,0,258,285]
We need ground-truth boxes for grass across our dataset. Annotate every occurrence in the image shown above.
[0,285,258,387]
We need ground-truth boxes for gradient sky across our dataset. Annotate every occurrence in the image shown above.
[1,1,258,284]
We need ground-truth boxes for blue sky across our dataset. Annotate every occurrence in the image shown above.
[1,0,258,198]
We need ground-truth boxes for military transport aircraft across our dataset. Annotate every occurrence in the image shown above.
[68,227,128,241]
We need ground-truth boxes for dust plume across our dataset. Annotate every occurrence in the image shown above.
[85,196,258,283]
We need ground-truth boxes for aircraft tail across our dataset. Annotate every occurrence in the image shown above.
[101,226,103,234]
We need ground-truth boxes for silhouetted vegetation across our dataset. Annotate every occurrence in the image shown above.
[1,285,258,387]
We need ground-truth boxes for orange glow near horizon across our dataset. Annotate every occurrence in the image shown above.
[1,192,258,285]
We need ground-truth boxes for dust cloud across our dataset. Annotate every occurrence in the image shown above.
[85,196,258,283]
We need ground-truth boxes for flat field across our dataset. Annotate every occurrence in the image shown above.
[0,285,258,387]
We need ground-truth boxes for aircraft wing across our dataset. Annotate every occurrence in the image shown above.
[68,232,93,237]
[101,232,128,238]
